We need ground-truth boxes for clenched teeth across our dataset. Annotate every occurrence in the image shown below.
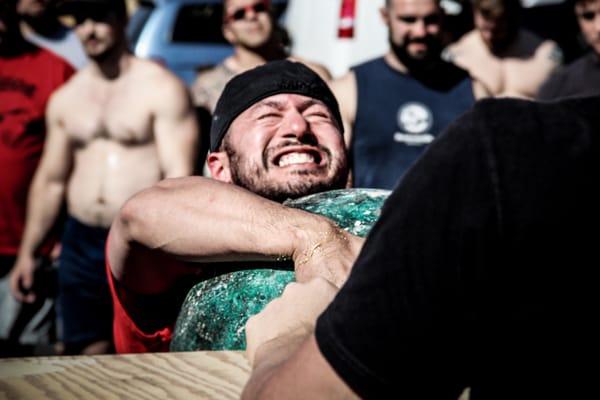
[278,152,315,167]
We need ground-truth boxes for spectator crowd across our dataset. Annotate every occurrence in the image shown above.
[2,0,599,397]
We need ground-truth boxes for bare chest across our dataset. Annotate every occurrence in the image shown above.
[63,86,154,146]
[461,51,546,97]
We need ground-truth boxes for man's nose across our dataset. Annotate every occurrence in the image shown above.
[245,6,259,20]
[280,109,311,140]
[77,19,94,34]
[412,19,427,37]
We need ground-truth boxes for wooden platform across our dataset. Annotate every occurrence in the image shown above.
[0,351,250,399]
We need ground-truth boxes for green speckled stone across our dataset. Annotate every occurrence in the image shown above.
[170,188,390,351]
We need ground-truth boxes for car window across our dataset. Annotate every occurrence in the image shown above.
[127,1,155,48]
[171,4,228,44]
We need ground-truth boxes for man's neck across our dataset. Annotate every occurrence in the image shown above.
[384,52,408,74]
[483,30,520,57]
[89,43,133,80]
[229,40,287,73]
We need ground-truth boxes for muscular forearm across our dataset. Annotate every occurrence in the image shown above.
[118,176,334,262]
[109,176,359,292]
[17,174,66,258]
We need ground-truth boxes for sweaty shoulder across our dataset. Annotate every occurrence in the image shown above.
[45,66,90,119]
[131,58,191,106]
[134,58,186,91]
[444,30,480,62]
[448,30,479,51]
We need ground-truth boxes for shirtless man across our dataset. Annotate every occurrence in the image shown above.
[444,0,561,98]
[106,61,360,353]
[191,0,330,113]
[9,0,198,355]
[330,0,482,190]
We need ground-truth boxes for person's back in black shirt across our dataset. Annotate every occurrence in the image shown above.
[316,96,600,398]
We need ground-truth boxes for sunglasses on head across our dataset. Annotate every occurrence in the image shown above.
[225,1,269,22]
[66,6,112,26]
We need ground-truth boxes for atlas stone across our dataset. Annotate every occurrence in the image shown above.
[170,188,390,351]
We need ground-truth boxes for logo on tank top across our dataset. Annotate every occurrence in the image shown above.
[394,102,435,146]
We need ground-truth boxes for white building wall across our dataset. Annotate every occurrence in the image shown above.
[284,0,390,78]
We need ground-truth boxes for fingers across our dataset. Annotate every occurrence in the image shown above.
[282,278,338,304]
[245,313,261,365]
[9,271,24,302]
[245,278,339,363]
[9,264,36,303]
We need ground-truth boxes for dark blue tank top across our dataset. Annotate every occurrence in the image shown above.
[351,57,475,189]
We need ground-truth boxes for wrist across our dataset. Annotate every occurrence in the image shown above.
[16,247,35,262]
[290,216,339,266]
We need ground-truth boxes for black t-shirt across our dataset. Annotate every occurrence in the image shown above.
[316,96,600,399]
[537,52,600,100]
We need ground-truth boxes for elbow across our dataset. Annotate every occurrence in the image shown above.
[108,190,156,281]
[117,192,150,244]
[116,186,160,245]
[116,181,175,247]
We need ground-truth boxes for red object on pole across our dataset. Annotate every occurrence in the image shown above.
[337,0,356,39]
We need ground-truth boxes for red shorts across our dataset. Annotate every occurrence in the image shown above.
[105,246,173,353]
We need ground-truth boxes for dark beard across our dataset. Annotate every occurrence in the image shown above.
[88,39,117,63]
[488,28,519,55]
[225,142,348,203]
[231,168,347,203]
[390,36,443,76]
[390,37,468,90]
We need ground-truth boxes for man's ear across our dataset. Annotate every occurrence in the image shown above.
[207,151,233,183]
[380,6,390,26]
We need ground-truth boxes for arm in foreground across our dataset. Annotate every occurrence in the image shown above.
[243,278,358,400]
[108,176,364,295]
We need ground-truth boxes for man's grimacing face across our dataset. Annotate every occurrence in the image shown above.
[209,93,349,202]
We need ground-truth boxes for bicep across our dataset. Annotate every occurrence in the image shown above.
[153,81,200,177]
[38,101,73,183]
